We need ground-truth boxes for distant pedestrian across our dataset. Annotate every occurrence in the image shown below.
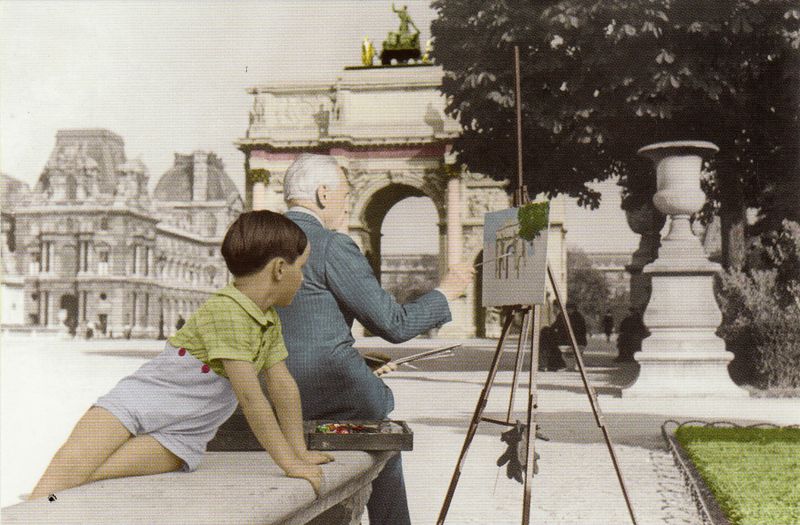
[175,315,186,331]
[553,302,587,371]
[602,312,614,342]
[615,308,649,363]
[539,325,566,371]
[85,321,95,340]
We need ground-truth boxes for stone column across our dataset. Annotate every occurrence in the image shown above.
[248,164,285,212]
[438,163,469,337]
[252,183,268,211]
[623,141,746,397]
[446,170,463,267]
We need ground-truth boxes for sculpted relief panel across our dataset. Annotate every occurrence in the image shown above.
[249,93,333,136]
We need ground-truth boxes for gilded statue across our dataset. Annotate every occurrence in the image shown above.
[380,4,421,65]
[392,3,419,35]
[421,39,433,63]
[361,36,375,67]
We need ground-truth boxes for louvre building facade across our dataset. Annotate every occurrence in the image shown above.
[1,129,243,337]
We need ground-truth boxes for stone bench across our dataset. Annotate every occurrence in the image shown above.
[1,450,394,524]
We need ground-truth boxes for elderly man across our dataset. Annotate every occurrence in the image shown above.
[278,153,472,525]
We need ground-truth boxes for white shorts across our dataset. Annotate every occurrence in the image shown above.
[95,343,239,471]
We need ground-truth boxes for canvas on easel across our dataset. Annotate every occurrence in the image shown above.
[482,206,549,307]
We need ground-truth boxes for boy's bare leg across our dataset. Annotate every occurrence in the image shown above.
[88,434,183,482]
[30,407,131,499]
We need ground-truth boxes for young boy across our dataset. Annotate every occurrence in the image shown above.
[30,210,332,500]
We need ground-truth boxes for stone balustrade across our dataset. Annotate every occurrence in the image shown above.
[2,450,394,525]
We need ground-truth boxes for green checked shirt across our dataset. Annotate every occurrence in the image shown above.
[168,284,288,377]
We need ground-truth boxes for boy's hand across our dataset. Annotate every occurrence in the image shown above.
[300,450,334,465]
[286,463,324,497]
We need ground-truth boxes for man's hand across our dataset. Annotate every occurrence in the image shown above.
[286,462,324,497]
[374,361,398,377]
[439,262,475,302]
[363,352,398,376]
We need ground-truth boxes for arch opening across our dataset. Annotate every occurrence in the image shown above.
[359,184,441,305]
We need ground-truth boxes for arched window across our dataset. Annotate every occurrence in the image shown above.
[503,244,515,280]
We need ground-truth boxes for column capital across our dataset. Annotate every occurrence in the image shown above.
[443,162,462,178]
[247,168,271,186]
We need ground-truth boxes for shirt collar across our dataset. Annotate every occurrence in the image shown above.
[214,283,277,326]
[288,205,324,225]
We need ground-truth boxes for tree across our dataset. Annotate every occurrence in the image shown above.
[431,0,800,261]
[717,220,800,387]
[567,249,609,332]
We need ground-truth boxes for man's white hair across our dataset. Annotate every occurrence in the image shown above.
[283,153,343,203]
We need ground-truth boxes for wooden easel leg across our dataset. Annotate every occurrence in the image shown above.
[521,304,541,524]
[506,307,531,423]
[437,310,516,525]
[546,265,639,525]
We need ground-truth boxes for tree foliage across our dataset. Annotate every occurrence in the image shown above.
[717,220,800,387]
[431,0,800,230]
[567,249,609,331]
[517,201,549,240]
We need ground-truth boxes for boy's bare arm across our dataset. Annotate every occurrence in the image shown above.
[222,359,324,494]
[264,361,333,465]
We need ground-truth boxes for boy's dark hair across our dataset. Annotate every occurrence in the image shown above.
[221,210,307,277]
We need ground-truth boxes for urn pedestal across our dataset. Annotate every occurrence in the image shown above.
[623,141,747,397]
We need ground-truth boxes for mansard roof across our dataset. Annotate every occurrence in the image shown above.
[38,129,126,195]
[1,173,30,212]
[153,152,240,202]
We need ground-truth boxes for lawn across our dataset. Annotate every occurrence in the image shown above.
[675,426,800,525]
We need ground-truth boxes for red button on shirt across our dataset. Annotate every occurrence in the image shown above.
[178,348,187,356]
[201,364,210,373]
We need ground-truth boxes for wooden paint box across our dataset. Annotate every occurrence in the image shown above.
[305,420,413,451]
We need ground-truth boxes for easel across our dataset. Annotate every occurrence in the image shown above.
[436,47,638,525]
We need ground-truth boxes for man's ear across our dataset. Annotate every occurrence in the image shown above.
[315,185,327,209]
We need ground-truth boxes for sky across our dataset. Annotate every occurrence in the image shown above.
[1,0,638,254]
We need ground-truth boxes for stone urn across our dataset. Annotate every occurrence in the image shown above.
[639,141,715,267]
[622,141,746,397]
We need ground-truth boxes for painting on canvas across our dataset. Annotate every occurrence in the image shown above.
[481,207,549,307]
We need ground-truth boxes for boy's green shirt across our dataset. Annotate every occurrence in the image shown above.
[168,283,288,377]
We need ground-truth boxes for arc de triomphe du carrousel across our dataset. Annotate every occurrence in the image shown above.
[237,64,568,338]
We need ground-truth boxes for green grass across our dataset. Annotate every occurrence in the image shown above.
[675,426,800,525]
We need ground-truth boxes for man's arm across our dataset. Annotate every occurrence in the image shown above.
[325,233,452,343]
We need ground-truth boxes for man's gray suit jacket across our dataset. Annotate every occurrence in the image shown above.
[278,210,452,421]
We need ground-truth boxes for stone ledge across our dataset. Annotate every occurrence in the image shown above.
[2,451,394,525]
